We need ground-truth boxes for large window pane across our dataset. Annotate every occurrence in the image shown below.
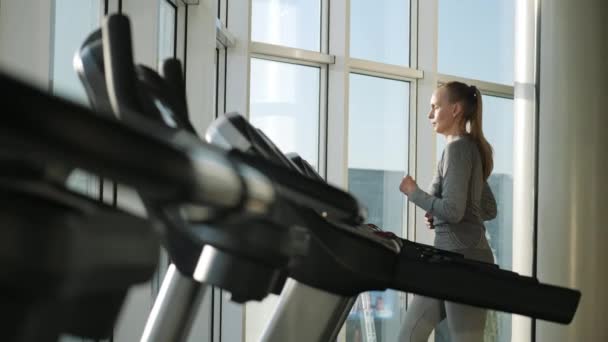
[350,0,410,66]
[250,58,320,168]
[251,0,321,51]
[438,0,514,85]
[158,0,176,70]
[434,95,514,342]
[52,0,101,104]
[246,58,320,342]
[346,74,410,342]
[52,0,101,198]
[480,96,513,342]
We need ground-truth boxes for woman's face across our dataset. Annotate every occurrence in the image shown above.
[428,87,459,135]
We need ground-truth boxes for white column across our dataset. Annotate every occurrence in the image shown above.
[325,0,349,189]
[536,0,608,341]
[413,0,439,246]
[223,1,250,341]
[0,0,53,88]
[184,0,216,135]
[511,0,536,340]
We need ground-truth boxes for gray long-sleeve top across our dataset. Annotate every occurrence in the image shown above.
[408,135,497,249]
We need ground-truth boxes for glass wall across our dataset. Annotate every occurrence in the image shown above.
[350,0,411,66]
[240,0,519,340]
[438,0,514,85]
[436,1,515,340]
[345,2,413,339]
[480,96,514,342]
[52,0,101,104]
[246,1,326,340]
[347,74,410,342]
[158,0,176,70]
[249,58,320,168]
[251,0,321,51]
[52,0,102,199]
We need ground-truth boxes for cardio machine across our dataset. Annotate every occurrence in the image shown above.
[0,80,160,341]
[205,113,582,341]
[0,66,320,342]
[74,14,372,342]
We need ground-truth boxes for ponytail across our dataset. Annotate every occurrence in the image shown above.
[441,82,494,180]
[469,87,493,180]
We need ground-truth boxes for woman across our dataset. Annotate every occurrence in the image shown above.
[398,81,497,342]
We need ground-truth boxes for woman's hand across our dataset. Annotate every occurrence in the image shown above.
[424,212,434,230]
[399,175,418,195]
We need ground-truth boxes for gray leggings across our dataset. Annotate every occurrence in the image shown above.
[399,232,495,342]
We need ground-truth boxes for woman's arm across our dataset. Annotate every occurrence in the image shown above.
[428,158,442,197]
[406,141,472,224]
[481,181,497,220]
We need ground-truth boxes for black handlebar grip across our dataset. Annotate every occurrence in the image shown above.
[102,14,143,118]
[162,58,197,134]
[162,59,186,102]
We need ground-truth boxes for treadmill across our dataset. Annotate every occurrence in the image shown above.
[0,171,159,342]
[0,66,355,342]
[73,14,371,342]
[205,112,582,342]
[0,89,161,341]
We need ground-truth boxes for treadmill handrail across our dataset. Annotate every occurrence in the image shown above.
[229,149,365,224]
[1,72,367,228]
[99,14,364,223]
[0,72,244,210]
[102,14,144,118]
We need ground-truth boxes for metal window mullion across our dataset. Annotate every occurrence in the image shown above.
[437,73,514,99]
[407,78,418,239]
[250,42,334,65]
[410,0,419,69]
[318,64,328,179]
[318,0,329,179]
[321,0,329,54]
[218,48,227,116]
[348,58,423,81]
[249,54,328,71]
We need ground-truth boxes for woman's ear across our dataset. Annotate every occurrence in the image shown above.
[451,102,463,118]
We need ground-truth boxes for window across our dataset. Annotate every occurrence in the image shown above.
[251,0,321,51]
[52,0,101,104]
[436,1,516,338]
[245,2,328,340]
[249,59,321,168]
[158,0,177,70]
[347,74,410,342]
[350,0,411,66]
[438,0,514,85]
[52,0,102,198]
[480,96,514,342]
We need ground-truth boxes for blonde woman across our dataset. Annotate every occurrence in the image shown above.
[399,81,497,342]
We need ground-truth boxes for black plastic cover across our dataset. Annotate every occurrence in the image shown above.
[0,177,159,340]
